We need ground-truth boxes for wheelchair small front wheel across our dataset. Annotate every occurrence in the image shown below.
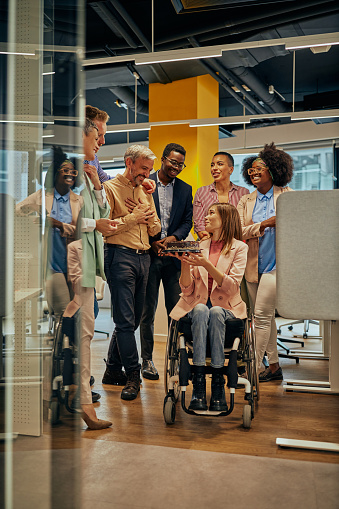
[243,404,252,429]
[163,398,176,425]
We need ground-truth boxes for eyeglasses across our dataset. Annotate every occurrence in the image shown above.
[247,166,267,176]
[59,167,78,177]
[164,156,186,170]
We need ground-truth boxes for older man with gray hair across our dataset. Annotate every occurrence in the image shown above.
[102,145,161,400]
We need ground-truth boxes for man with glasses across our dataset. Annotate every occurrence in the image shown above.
[139,143,193,380]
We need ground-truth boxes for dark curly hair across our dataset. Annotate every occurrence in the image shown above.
[241,142,294,187]
[45,146,81,190]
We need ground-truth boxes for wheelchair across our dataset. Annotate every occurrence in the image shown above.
[49,311,80,425]
[163,312,259,428]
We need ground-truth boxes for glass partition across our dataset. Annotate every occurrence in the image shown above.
[1,1,84,507]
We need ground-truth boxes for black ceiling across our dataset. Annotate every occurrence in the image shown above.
[81,0,339,144]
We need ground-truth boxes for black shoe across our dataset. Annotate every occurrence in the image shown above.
[121,370,141,401]
[90,375,95,387]
[259,366,283,382]
[91,391,101,403]
[209,369,227,412]
[189,367,207,411]
[141,359,159,380]
[102,366,128,386]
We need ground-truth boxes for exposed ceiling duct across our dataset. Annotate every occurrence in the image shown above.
[109,86,149,116]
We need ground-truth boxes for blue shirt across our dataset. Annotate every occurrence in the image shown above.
[156,173,174,239]
[252,186,276,274]
[49,190,72,274]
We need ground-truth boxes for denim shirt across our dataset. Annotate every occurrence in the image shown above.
[252,186,276,274]
[50,190,72,273]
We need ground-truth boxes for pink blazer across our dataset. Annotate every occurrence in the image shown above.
[237,186,292,283]
[170,238,248,321]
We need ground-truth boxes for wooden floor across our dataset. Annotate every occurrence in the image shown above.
[6,319,339,466]
[83,326,339,465]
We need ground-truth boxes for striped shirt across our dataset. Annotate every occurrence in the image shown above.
[193,182,249,233]
[84,154,112,184]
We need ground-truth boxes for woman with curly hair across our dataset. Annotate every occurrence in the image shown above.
[237,142,294,382]
[16,146,83,320]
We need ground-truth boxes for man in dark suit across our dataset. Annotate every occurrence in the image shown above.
[139,143,193,380]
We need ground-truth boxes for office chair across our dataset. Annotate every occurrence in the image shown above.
[94,276,109,339]
[277,319,319,339]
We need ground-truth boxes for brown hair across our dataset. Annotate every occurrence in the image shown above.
[208,202,242,255]
[85,105,110,123]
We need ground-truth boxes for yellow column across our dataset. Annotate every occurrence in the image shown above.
[148,74,219,195]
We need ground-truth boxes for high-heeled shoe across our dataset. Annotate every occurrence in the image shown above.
[82,412,112,430]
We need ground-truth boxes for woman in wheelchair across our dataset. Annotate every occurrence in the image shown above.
[169,203,248,412]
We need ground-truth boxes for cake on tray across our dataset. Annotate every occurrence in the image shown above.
[162,240,200,254]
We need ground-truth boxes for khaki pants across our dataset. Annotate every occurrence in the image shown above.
[246,270,278,369]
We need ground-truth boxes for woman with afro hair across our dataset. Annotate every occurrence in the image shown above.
[237,142,294,382]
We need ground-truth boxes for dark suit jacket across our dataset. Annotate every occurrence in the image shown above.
[149,171,193,268]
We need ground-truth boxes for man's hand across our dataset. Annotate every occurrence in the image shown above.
[132,201,155,224]
[154,235,177,255]
[142,178,156,194]
[125,196,138,213]
[151,240,166,255]
[197,230,210,241]
[95,218,119,236]
[83,163,102,191]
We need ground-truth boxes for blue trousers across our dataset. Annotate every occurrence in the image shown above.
[104,245,150,374]
[188,303,235,368]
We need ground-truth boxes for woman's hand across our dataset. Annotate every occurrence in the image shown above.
[46,217,64,233]
[180,251,207,268]
[83,163,102,191]
[260,216,276,233]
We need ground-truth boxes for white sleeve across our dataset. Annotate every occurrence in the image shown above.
[93,187,107,208]
[81,218,96,232]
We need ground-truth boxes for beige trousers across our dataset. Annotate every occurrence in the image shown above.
[246,270,278,369]
[80,286,95,405]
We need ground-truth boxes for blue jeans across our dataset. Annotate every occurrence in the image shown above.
[104,245,151,374]
[188,303,235,368]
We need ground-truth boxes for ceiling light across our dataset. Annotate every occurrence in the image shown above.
[42,71,55,75]
[285,33,339,51]
[231,85,251,93]
[0,51,35,56]
[190,117,251,127]
[106,123,150,133]
[0,120,54,124]
[134,47,222,66]
[290,109,339,120]
[42,134,55,138]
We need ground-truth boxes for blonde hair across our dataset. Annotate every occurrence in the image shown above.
[124,144,157,164]
[208,202,242,255]
[85,105,110,123]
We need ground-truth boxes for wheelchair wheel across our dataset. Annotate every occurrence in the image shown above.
[243,404,252,429]
[50,400,60,425]
[163,398,176,425]
[164,321,181,403]
[246,315,260,402]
